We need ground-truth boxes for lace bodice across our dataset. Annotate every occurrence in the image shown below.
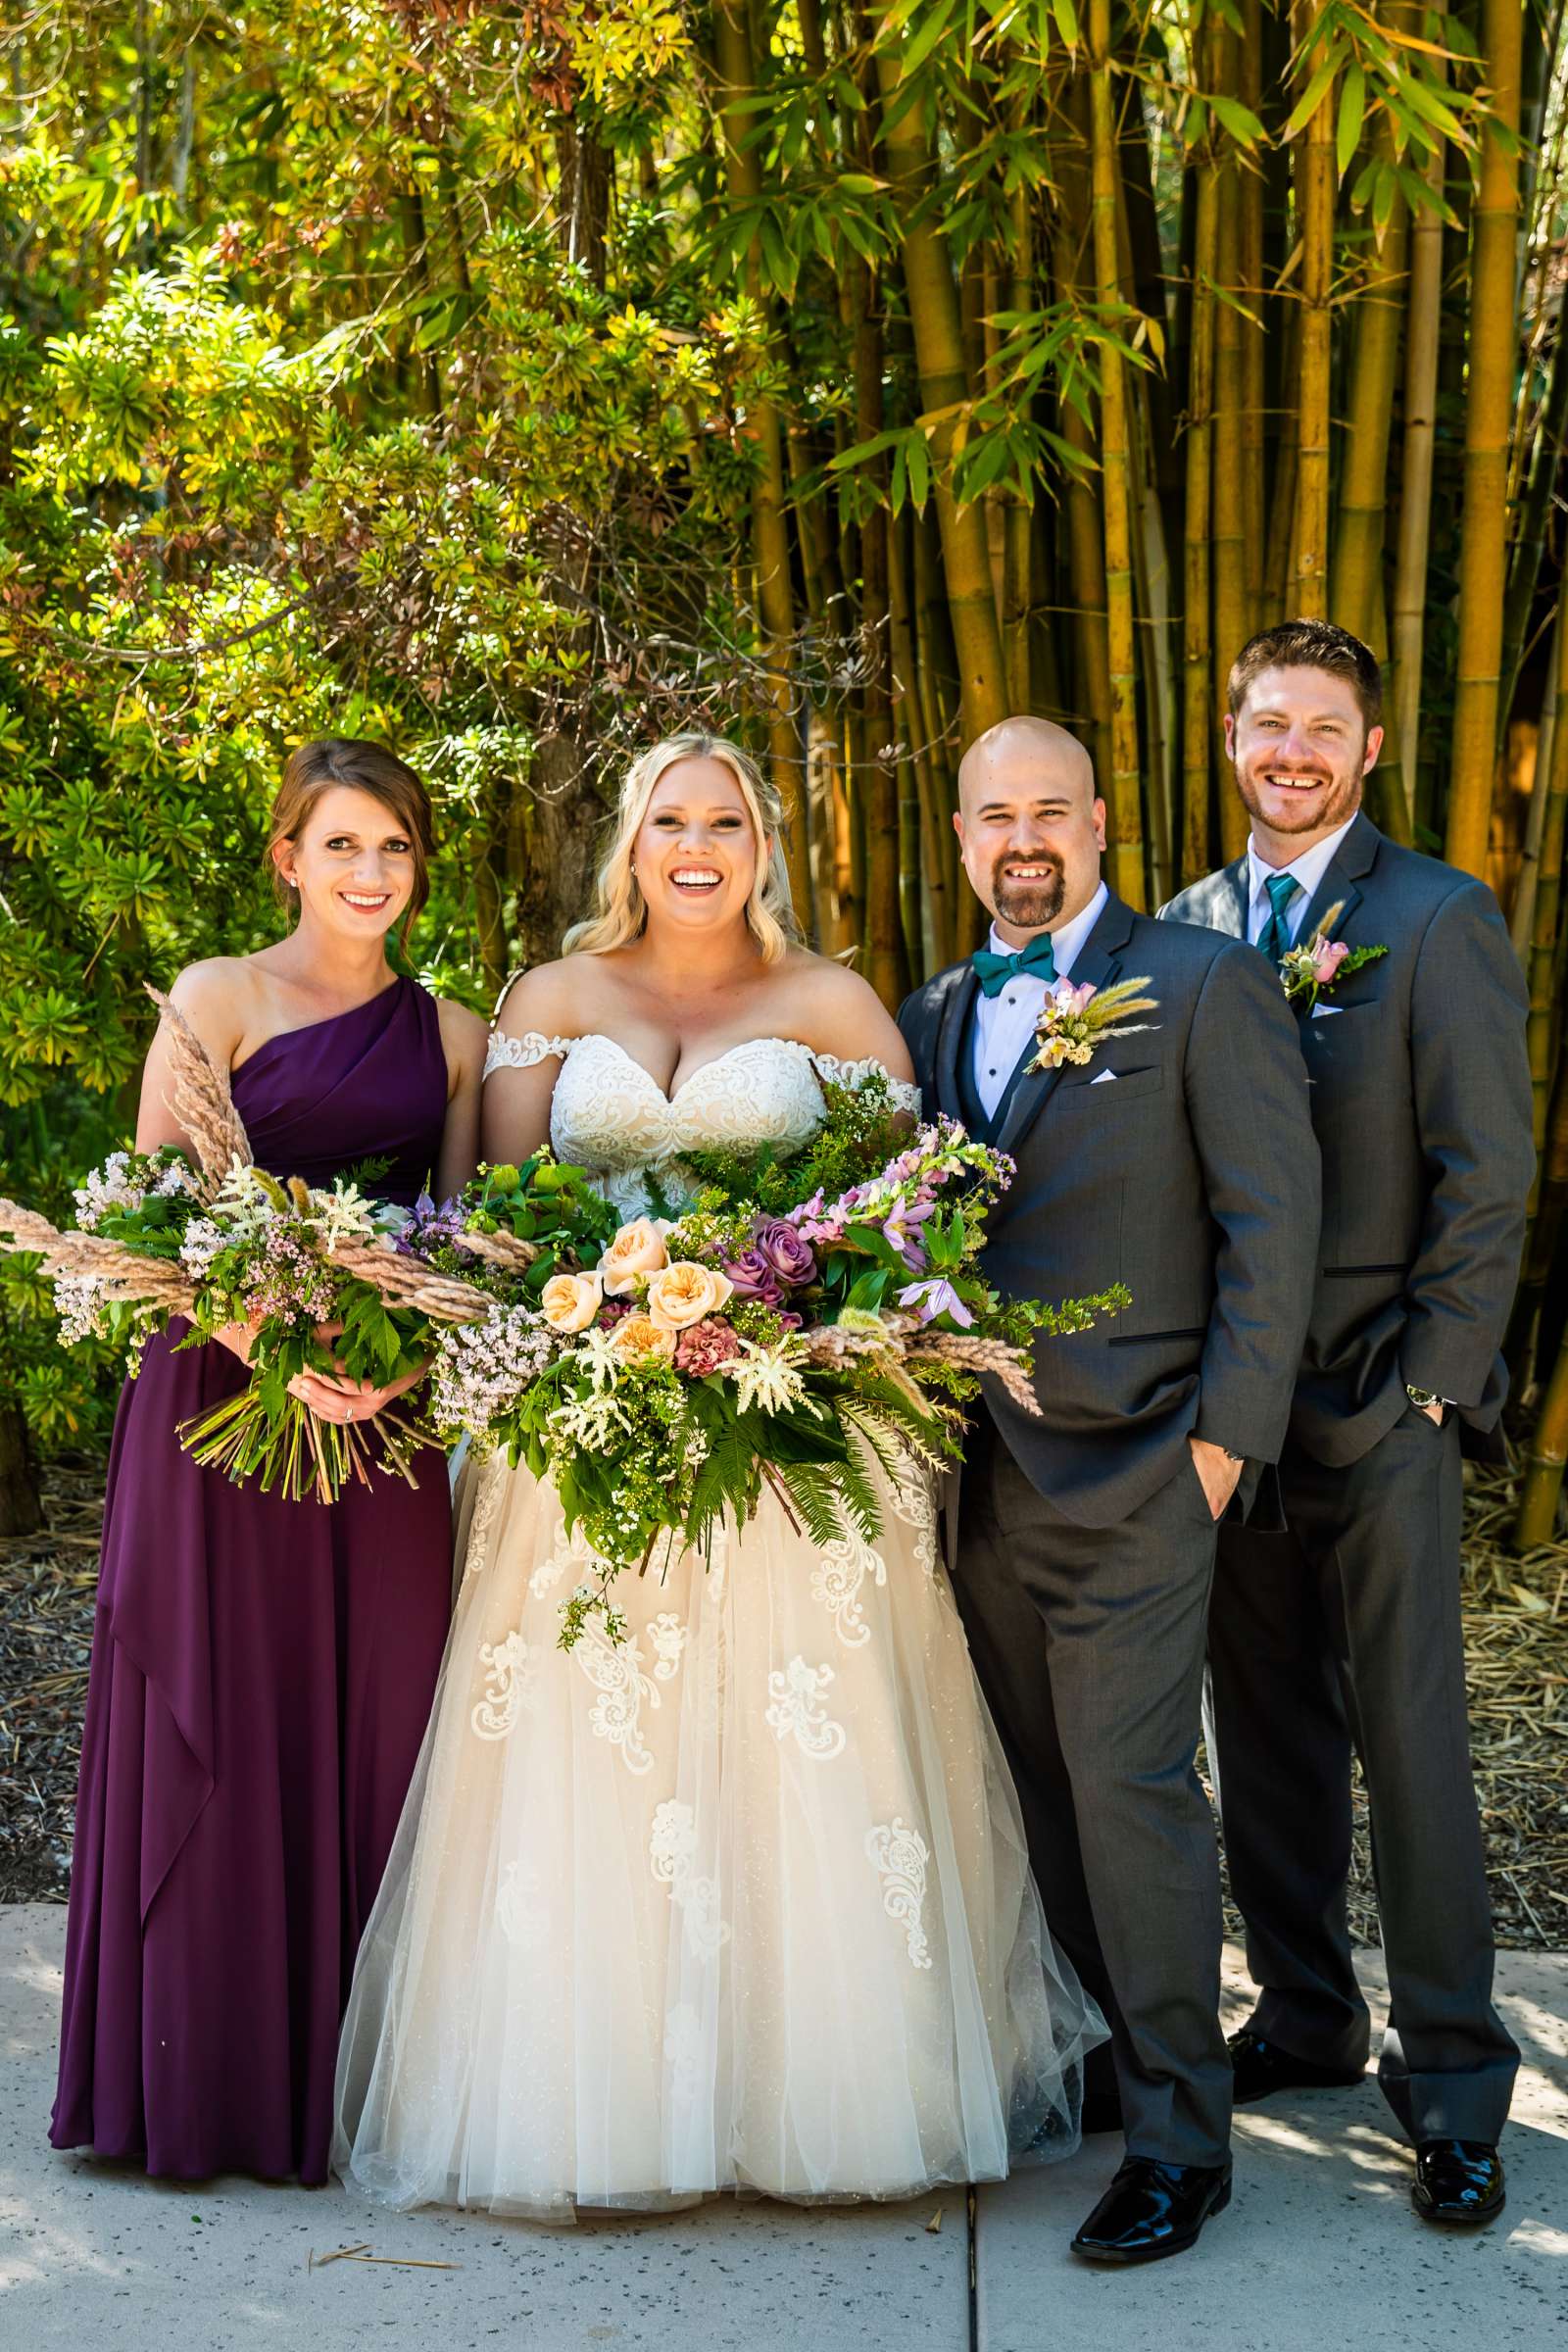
[483,1030,921,1219]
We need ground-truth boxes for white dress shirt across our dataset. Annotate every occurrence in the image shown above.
[972,880,1109,1120]
[1245,814,1358,948]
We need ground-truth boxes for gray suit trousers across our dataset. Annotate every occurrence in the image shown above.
[1207,1405,1519,2142]
[956,1412,1232,2170]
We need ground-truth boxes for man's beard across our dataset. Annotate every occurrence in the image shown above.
[1234,759,1362,836]
[991,854,1065,930]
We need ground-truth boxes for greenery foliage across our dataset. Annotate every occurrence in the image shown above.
[3,0,1568,1533]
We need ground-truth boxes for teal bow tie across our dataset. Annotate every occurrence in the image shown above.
[972,932,1057,999]
[1257,871,1302,964]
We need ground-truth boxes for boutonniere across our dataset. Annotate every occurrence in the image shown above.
[1278,901,1388,1009]
[1029,976,1160,1073]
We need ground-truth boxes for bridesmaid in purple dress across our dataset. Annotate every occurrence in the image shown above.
[51,739,485,2183]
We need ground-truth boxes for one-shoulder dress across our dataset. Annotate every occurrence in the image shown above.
[51,977,454,2183]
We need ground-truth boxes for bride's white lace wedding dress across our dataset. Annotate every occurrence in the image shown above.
[332,1032,1103,2221]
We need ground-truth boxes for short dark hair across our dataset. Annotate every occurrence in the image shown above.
[1226,619,1383,734]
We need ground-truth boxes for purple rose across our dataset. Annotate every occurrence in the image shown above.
[723,1249,785,1305]
[754,1218,817,1289]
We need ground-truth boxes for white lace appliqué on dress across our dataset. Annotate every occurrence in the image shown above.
[764,1656,847,1761]
[650,1798,731,1959]
[866,1818,934,1971]
[574,1616,660,1774]
[481,1029,921,1221]
[470,1630,539,1740]
[810,1525,889,1649]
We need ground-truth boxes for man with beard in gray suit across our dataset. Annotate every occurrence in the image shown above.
[1161,618,1534,2230]
[899,716,1319,2264]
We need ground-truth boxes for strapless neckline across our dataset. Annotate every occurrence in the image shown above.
[572,1031,820,1108]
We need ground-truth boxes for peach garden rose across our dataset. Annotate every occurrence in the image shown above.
[610,1311,677,1362]
[598,1217,669,1296]
[539,1269,606,1333]
[645,1260,735,1332]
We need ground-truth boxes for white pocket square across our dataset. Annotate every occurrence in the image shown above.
[1311,1004,1343,1019]
[1091,1068,1118,1084]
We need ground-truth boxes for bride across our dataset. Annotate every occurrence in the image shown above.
[332,732,1103,2220]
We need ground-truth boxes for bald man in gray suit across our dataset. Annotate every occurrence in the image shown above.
[900,717,1319,2264]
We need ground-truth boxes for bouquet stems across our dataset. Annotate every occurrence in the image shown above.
[179,1388,432,1504]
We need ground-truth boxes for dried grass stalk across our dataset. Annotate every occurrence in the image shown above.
[905,1331,1042,1414]
[327,1242,490,1323]
[0,1204,198,1313]
[451,1228,541,1272]
[144,984,253,1195]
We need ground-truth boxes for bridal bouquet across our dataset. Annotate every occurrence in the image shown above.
[409,1073,1127,1645]
[0,989,487,1503]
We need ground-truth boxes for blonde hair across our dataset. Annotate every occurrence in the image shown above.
[564,733,798,962]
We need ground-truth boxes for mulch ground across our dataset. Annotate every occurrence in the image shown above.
[3,1452,1565,1948]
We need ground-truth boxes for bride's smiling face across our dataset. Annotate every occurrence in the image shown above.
[633,760,767,939]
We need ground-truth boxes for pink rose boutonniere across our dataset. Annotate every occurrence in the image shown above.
[1029,975,1160,1074]
[1278,900,1388,1009]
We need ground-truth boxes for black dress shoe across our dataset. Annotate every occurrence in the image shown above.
[1070,2157,1232,2265]
[1412,2139,1505,2226]
[1228,2029,1365,2106]
[1079,2089,1125,2136]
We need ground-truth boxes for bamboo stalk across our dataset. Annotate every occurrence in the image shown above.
[1330,24,1411,647]
[1528,614,1568,1158]
[1238,0,1267,658]
[1447,0,1526,878]
[1211,20,1250,874]
[1129,365,1178,898]
[873,33,1008,747]
[1003,130,1035,714]
[1391,118,1446,832]
[1088,0,1145,905]
[852,255,906,1009]
[1500,318,1568,729]
[1263,296,1300,625]
[711,0,813,932]
[1183,42,1221,890]
[1292,1,1335,618]
[1510,601,1560,959]
[1516,1312,1568,1547]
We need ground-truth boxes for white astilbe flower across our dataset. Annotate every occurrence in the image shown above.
[722,1336,816,1418]
[209,1162,284,1239]
[548,1383,639,1451]
[313,1182,379,1251]
[429,1305,559,1431]
[575,1322,626,1395]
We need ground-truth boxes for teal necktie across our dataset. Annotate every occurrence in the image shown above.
[972,931,1057,999]
[1257,872,1302,965]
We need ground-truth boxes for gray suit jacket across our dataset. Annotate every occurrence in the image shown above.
[898,890,1320,1527]
[1160,812,1534,1466]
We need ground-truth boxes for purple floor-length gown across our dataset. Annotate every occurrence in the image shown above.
[51,977,454,2183]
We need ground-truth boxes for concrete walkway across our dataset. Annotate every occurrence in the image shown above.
[3,1906,1563,2349]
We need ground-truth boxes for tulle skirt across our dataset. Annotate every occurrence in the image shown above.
[332,1446,1104,2222]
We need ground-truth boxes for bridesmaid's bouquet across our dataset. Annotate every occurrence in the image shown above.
[0,990,490,1503]
[407,1076,1127,1645]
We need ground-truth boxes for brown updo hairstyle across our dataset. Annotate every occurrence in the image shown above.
[268,739,435,948]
